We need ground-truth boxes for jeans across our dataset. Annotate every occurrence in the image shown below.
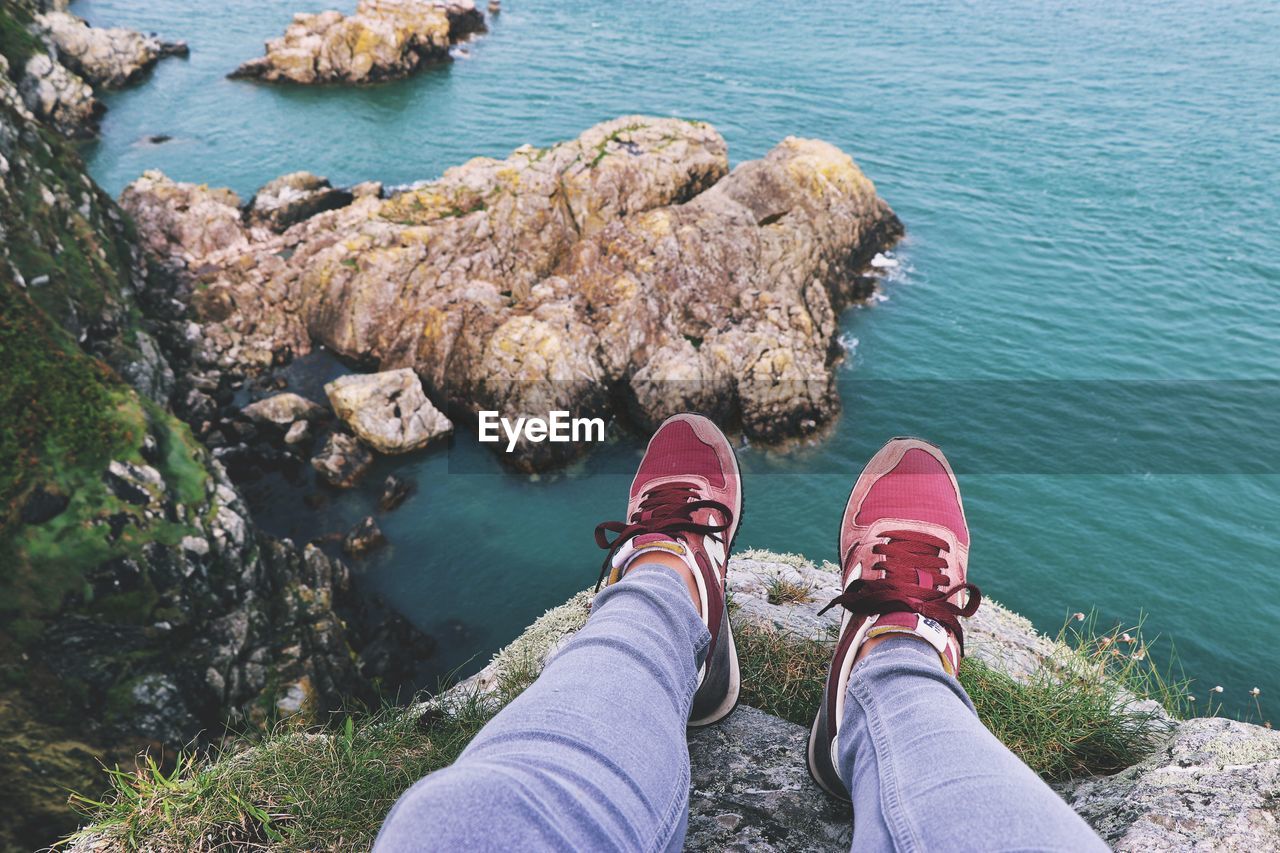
[375,566,1106,852]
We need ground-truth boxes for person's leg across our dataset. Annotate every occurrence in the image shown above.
[375,565,707,853]
[838,635,1107,852]
[807,438,1106,851]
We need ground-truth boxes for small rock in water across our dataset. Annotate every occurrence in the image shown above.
[378,474,413,511]
[311,431,374,488]
[325,368,452,454]
[284,419,312,446]
[241,392,324,426]
[147,134,172,144]
[344,516,386,555]
[488,0,500,13]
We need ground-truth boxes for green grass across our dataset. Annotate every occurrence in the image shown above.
[764,575,814,606]
[69,613,1182,850]
[0,283,137,517]
[0,4,42,70]
[735,617,1178,781]
[64,675,535,852]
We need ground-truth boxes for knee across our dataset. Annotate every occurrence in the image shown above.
[375,763,548,852]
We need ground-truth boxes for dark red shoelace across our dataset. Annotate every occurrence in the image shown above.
[594,481,732,591]
[818,529,982,653]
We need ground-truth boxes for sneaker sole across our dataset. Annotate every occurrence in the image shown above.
[687,601,741,728]
[806,667,852,802]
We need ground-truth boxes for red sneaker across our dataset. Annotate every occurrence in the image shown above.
[595,413,743,727]
[807,437,982,799]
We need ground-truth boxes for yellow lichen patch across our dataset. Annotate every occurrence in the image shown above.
[419,305,450,348]
[495,167,522,188]
[640,209,673,238]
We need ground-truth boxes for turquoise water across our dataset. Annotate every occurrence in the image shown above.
[80,0,1280,718]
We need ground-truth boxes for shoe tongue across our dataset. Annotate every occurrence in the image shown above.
[633,533,676,548]
[867,612,959,674]
[612,533,695,574]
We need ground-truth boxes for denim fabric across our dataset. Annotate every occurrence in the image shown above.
[376,569,1106,852]
[375,566,707,853]
[838,636,1108,852]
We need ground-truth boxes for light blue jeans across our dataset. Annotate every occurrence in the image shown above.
[376,566,1106,852]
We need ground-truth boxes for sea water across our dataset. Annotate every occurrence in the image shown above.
[79,0,1280,718]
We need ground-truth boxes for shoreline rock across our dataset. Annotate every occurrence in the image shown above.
[37,10,188,90]
[230,0,487,85]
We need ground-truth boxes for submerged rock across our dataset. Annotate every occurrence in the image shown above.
[343,515,386,555]
[246,171,354,232]
[37,10,187,89]
[230,0,486,85]
[284,419,313,445]
[378,473,413,510]
[121,116,901,470]
[311,431,374,487]
[325,368,452,454]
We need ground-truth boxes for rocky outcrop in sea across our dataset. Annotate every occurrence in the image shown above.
[120,116,902,470]
[9,4,187,137]
[230,0,486,85]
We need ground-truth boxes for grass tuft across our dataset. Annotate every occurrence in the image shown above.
[765,576,814,606]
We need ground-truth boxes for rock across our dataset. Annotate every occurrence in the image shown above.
[1057,717,1280,850]
[17,52,101,137]
[37,10,187,89]
[351,180,384,199]
[104,459,163,506]
[487,0,501,14]
[325,368,452,453]
[230,0,486,85]
[241,392,325,426]
[121,117,901,470]
[378,473,413,511]
[284,419,313,445]
[687,706,850,850]
[343,516,386,555]
[20,485,70,524]
[311,431,374,487]
[728,551,1058,681]
[119,170,250,263]
[246,171,354,232]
